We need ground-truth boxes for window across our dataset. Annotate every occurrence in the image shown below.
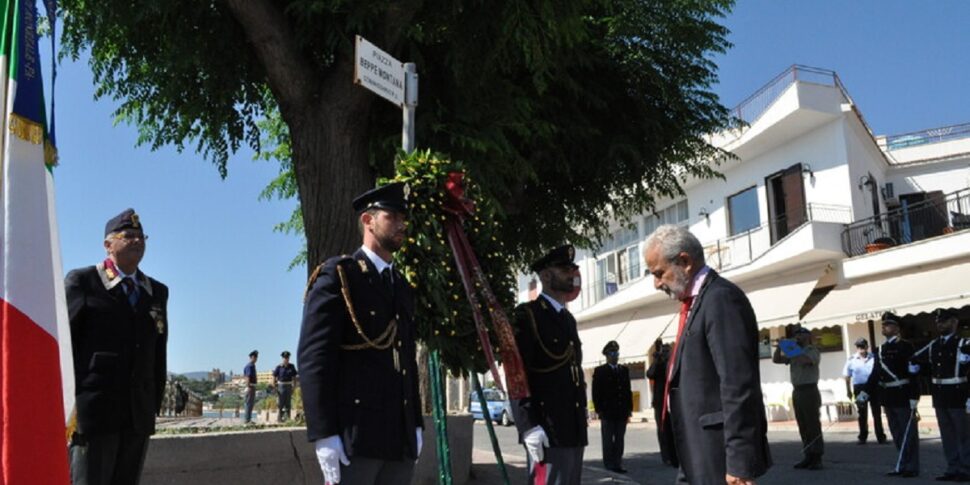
[728,186,760,235]
[644,200,689,237]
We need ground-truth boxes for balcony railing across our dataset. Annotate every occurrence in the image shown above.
[578,203,852,310]
[732,65,853,127]
[885,122,970,151]
[841,188,970,257]
[704,203,852,272]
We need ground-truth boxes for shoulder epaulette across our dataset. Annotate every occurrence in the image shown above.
[303,255,352,302]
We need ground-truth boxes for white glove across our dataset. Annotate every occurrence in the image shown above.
[416,428,423,459]
[856,391,869,403]
[315,435,350,484]
[965,398,970,415]
[959,353,970,364]
[910,399,919,410]
[908,363,920,374]
[523,425,549,464]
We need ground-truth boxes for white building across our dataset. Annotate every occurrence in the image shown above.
[518,65,970,419]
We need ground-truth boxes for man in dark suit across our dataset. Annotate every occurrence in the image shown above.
[511,245,587,485]
[646,340,678,467]
[66,208,169,485]
[298,182,422,485]
[862,313,920,477]
[592,340,632,473]
[644,225,771,485]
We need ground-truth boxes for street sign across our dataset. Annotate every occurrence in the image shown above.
[354,35,406,107]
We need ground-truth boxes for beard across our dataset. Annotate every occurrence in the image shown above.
[548,272,574,293]
[660,264,690,300]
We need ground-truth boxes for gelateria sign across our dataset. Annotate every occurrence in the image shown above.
[855,309,897,322]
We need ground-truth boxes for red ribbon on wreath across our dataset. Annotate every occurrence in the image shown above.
[442,172,529,399]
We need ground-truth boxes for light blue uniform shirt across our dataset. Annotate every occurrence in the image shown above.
[843,352,874,385]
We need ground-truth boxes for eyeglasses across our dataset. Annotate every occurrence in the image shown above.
[114,231,149,241]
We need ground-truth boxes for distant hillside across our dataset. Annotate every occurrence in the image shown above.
[170,371,211,381]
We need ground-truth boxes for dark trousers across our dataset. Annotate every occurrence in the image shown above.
[600,418,627,469]
[244,385,256,423]
[526,446,584,485]
[885,405,919,473]
[69,430,150,485]
[339,456,415,485]
[936,406,970,475]
[277,383,294,422]
[653,407,678,466]
[792,384,824,457]
[853,384,886,442]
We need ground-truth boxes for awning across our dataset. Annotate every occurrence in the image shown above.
[800,260,970,329]
[577,305,678,368]
[738,268,826,329]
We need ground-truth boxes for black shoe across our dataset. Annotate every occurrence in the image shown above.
[936,474,958,482]
[806,460,824,470]
[877,437,889,444]
[611,467,628,474]
[955,474,970,482]
[793,457,812,469]
[899,471,918,478]
[887,471,903,476]
[857,438,867,445]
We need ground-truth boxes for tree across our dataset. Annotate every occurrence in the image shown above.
[61,0,735,272]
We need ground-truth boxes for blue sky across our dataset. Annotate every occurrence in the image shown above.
[47,1,969,375]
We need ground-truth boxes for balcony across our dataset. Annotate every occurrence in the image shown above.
[579,203,852,312]
[841,187,970,257]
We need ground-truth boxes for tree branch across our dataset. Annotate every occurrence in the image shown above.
[223,0,317,114]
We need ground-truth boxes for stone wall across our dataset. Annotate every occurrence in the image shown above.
[142,415,472,485]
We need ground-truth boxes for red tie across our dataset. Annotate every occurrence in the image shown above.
[660,296,694,431]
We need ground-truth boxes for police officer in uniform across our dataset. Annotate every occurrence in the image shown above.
[592,340,632,473]
[511,245,587,485]
[273,351,299,422]
[862,313,920,477]
[66,208,169,485]
[298,182,422,485]
[911,308,970,482]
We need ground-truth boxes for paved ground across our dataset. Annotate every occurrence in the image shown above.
[468,419,949,484]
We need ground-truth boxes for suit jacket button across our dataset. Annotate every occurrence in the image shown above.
[404,399,408,406]
[398,341,402,348]
[575,403,579,408]
[403,369,407,375]
[355,398,360,404]
[370,311,376,316]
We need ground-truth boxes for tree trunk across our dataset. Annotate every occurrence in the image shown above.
[289,60,377,274]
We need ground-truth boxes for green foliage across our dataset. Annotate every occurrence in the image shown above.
[386,151,515,375]
[256,105,306,270]
[61,0,736,266]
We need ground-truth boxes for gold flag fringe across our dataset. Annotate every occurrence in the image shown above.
[7,113,59,167]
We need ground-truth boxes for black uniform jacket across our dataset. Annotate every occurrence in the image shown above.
[911,335,969,408]
[592,363,632,420]
[865,338,919,408]
[667,270,771,483]
[510,296,588,448]
[645,356,668,409]
[66,264,168,436]
[298,249,422,460]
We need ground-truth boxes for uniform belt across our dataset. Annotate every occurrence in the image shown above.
[278,381,295,385]
[932,377,967,385]
[880,378,910,388]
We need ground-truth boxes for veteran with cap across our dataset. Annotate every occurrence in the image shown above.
[272,351,299,422]
[66,208,169,485]
[510,244,587,485]
[773,326,824,470]
[862,312,920,477]
[910,308,970,481]
[592,340,632,473]
[298,182,422,485]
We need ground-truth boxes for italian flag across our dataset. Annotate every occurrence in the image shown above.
[0,0,73,483]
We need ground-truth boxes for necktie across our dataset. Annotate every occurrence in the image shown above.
[381,267,393,295]
[122,277,139,307]
[660,295,694,431]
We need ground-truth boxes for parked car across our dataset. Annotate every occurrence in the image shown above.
[468,388,513,426]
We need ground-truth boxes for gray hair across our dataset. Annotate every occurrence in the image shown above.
[645,224,704,266]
